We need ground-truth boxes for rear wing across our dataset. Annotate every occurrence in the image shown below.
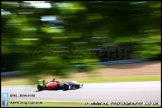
[37,79,45,85]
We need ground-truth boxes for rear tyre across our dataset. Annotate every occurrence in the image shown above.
[63,84,69,90]
[37,85,44,91]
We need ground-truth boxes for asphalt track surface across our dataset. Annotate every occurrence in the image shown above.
[2,81,161,103]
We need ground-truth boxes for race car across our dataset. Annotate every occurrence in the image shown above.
[37,79,83,91]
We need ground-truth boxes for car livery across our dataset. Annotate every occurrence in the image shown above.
[37,79,83,91]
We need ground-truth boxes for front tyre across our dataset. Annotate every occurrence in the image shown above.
[70,85,74,90]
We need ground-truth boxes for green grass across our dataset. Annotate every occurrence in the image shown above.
[2,80,30,86]
[2,101,83,107]
[1,100,161,107]
[77,75,161,83]
[1,75,160,86]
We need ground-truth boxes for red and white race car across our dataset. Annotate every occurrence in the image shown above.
[37,79,83,91]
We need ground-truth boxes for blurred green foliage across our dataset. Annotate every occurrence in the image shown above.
[1,1,161,76]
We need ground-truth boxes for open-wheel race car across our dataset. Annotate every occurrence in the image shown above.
[37,79,83,91]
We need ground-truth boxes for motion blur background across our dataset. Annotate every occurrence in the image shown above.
[1,1,161,81]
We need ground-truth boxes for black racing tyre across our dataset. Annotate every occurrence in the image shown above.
[37,85,44,91]
[63,84,69,90]
[72,85,77,90]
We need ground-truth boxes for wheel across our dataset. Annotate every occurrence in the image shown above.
[37,85,44,91]
[72,85,77,90]
[63,84,69,90]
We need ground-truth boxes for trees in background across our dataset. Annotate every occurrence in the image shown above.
[1,1,161,76]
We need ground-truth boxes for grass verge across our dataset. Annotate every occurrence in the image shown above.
[1,75,160,86]
[76,75,161,83]
[1,100,161,107]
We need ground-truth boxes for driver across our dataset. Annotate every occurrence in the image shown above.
[51,78,59,83]
[51,78,56,82]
